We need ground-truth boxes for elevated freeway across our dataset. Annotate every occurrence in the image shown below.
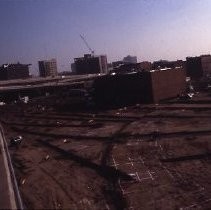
[0,74,104,102]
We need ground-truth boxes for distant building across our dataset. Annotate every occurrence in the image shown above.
[74,54,108,75]
[153,60,185,69]
[111,63,140,74]
[71,63,76,74]
[109,61,152,75]
[112,61,124,68]
[201,55,211,76]
[92,67,186,106]
[0,63,30,81]
[123,55,137,64]
[139,61,152,71]
[186,55,211,79]
[38,58,58,77]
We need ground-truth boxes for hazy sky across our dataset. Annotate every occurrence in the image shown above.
[0,0,211,74]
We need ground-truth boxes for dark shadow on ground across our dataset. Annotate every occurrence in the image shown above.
[36,139,133,183]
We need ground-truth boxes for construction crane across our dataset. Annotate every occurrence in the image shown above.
[80,34,95,56]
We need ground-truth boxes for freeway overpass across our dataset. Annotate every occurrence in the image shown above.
[0,74,104,102]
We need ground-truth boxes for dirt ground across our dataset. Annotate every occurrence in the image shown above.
[1,92,211,210]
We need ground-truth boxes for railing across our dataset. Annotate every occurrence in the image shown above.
[0,124,24,209]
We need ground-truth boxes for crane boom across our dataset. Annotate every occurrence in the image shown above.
[80,35,94,56]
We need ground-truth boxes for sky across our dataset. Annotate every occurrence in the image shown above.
[0,0,211,75]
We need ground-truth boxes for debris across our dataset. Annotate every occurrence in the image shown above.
[63,139,67,143]
[0,101,5,106]
[116,112,120,115]
[10,136,22,146]
[45,155,50,160]
[88,119,94,123]
[21,179,26,185]
[129,173,136,177]
[87,185,93,190]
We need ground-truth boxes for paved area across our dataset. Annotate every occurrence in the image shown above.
[0,128,17,209]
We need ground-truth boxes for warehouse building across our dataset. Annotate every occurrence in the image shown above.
[74,54,108,75]
[0,63,30,81]
[92,67,186,106]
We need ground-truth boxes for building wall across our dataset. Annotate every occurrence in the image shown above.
[0,64,30,80]
[139,61,152,71]
[99,55,108,74]
[92,72,153,106]
[153,60,185,70]
[0,68,7,80]
[39,59,57,77]
[150,68,186,103]
[74,55,108,75]
[186,57,203,79]
[75,57,100,74]
[123,55,137,64]
[92,68,186,106]
[201,55,211,76]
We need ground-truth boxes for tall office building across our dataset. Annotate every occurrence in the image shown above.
[74,54,108,75]
[38,58,58,77]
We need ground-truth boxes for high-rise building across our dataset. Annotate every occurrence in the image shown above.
[123,55,137,64]
[38,58,58,77]
[0,63,30,80]
[74,54,108,75]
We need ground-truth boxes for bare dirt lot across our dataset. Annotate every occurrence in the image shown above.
[1,92,211,210]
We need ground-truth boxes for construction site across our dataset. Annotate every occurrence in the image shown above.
[1,73,211,209]
[2,1,211,209]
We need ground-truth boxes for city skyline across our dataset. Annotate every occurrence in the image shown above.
[0,0,211,75]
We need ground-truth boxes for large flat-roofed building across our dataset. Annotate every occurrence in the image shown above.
[38,58,58,77]
[186,55,211,79]
[92,67,186,106]
[0,63,30,81]
[74,54,108,75]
